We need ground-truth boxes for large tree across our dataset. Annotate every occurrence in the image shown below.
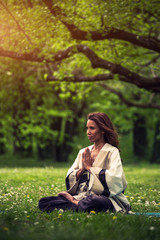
[0,0,160,109]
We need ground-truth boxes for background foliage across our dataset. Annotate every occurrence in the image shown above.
[0,0,160,164]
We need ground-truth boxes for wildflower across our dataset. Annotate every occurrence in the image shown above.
[130,197,134,202]
[149,226,155,231]
[112,216,117,220]
[90,210,96,214]
[145,201,150,206]
[3,227,9,231]
[34,222,39,225]
[26,215,30,218]
[58,209,64,213]
[58,213,62,219]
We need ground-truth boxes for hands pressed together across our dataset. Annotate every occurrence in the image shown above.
[58,147,93,204]
[75,147,93,180]
[82,147,93,171]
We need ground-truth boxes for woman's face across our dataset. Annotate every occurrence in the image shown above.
[86,119,104,144]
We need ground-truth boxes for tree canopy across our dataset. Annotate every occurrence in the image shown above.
[0,0,160,109]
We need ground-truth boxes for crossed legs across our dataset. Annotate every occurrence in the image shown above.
[58,191,79,206]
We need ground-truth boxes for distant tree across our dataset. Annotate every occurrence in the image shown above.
[133,113,148,157]
[150,121,160,163]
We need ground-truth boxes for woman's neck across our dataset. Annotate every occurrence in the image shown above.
[93,141,105,151]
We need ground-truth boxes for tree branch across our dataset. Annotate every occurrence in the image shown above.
[137,54,160,68]
[0,44,160,92]
[0,48,44,62]
[0,1,32,44]
[100,83,160,110]
[46,73,114,82]
[42,0,160,53]
[75,45,160,92]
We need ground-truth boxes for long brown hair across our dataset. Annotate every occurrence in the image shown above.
[87,112,119,149]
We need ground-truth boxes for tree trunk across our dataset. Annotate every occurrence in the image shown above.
[150,121,160,163]
[0,134,5,154]
[37,140,54,161]
[133,114,148,157]
[53,119,77,162]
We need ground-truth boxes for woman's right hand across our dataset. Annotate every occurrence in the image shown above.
[76,148,92,180]
[82,147,92,171]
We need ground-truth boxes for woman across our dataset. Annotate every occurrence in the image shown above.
[38,112,130,213]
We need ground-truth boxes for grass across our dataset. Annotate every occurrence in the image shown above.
[0,162,160,240]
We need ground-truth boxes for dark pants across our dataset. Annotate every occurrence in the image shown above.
[38,194,113,213]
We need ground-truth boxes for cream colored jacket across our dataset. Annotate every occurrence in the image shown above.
[66,143,130,213]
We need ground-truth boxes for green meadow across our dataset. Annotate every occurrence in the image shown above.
[0,162,160,240]
[1,1,160,239]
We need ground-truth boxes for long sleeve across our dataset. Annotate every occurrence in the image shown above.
[89,148,127,197]
[65,150,82,191]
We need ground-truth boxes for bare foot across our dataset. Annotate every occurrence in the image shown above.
[58,191,79,206]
